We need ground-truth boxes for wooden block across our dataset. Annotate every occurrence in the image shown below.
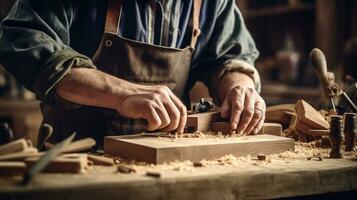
[146,170,161,178]
[266,104,295,128]
[62,138,96,153]
[117,164,136,174]
[186,111,221,132]
[307,129,329,137]
[210,122,231,134]
[25,153,87,174]
[0,148,40,161]
[0,161,26,175]
[295,100,329,130]
[0,139,30,156]
[258,123,283,136]
[257,154,266,161]
[210,122,282,136]
[104,134,294,164]
[87,154,114,166]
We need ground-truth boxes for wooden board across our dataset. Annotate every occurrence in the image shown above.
[0,158,356,200]
[25,154,88,174]
[210,122,283,136]
[104,134,294,164]
[295,100,329,130]
[266,104,295,128]
[186,111,221,132]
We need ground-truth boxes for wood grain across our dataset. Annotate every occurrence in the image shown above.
[0,139,30,156]
[186,111,221,132]
[104,134,294,164]
[0,159,356,200]
[62,138,96,153]
[210,122,283,136]
[266,104,295,128]
[295,100,329,130]
[0,161,26,175]
[25,154,87,174]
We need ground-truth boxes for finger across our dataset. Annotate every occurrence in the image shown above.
[244,99,265,134]
[230,88,245,131]
[253,113,265,135]
[221,97,230,119]
[236,88,255,135]
[145,107,162,131]
[155,101,171,130]
[169,93,187,133]
[161,97,181,132]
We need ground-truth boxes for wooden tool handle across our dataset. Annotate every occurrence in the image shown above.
[309,48,330,86]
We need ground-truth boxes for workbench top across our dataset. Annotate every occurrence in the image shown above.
[1,157,356,200]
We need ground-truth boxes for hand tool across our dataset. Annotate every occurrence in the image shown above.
[192,98,214,113]
[310,48,357,112]
[0,122,14,145]
[22,132,76,185]
[37,123,53,151]
[344,113,357,151]
[329,115,344,158]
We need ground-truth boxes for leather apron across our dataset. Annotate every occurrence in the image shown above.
[41,0,202,143]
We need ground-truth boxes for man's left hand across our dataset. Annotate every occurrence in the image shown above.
[221,85,266,135]
[218,73,266,134]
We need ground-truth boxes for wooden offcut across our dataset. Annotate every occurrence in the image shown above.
[0,148,40,161]
[104,134,294,164]
[25,153,88,173]
[87,154,114,166]
[0,161,26,175]
[186,111,221,132]
[266,104,295,128]
[62,138,96,153]
[210,122,282,136]
[295,100,329,130]
[0,139,30,156]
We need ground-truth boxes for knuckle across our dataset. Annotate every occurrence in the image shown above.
[232,101,244,111]
[156,86,170,95]
[245,87,254,94]
[145,101,156,109]
[179,105,187,114]
[245,107,255,116]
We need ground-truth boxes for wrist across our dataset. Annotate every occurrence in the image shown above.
[217,72,255,102]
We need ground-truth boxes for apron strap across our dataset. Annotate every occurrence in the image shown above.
[104,0,202,47]
[190,0,202,49]
[105,0,123,34]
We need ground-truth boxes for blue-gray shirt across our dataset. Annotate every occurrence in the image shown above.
[0,0,260,107]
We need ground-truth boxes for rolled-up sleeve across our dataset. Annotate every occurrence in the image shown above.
[0,0,96,108]
[195,0,260,103]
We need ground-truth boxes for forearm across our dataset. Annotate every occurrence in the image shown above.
[55,67,135,110]
[216,72,255,103]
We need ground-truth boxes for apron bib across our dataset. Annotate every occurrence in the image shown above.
[41,0,202,143]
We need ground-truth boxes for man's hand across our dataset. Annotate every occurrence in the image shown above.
[217,72,265,135]
[221,85,265,135]
[55,68,187,133]
[116,85,187,133]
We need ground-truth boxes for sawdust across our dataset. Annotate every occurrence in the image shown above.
[111,141,357,174]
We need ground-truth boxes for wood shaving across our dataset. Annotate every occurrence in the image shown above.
[108,141,357,174]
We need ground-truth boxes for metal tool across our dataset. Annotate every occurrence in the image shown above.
[310,48,357,112]
[22,132,76,185]
[192,98,214,113]
[37,123,53,151]
[0,122,14,145]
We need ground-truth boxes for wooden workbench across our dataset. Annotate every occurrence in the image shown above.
[0,157,356,200]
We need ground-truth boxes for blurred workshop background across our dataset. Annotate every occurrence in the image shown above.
[0,0,356,140]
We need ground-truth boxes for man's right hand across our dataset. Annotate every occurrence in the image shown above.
[115,85,187,133]
[56,68,187,133]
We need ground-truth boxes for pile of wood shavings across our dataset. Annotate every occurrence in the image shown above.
[110,142,357,174]
[162,131,244,142]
